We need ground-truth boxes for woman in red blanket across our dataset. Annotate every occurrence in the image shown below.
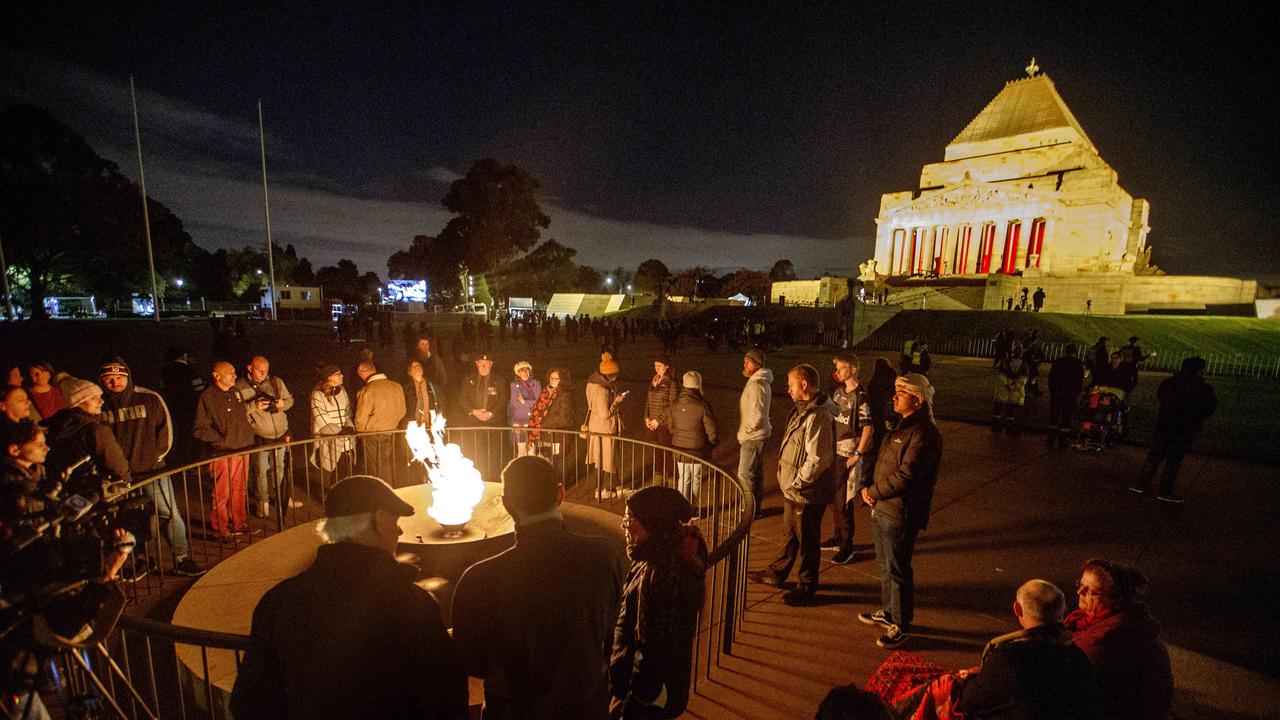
[1064,559,1173,720]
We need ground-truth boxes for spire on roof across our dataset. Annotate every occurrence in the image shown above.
[1026,57,1040,78]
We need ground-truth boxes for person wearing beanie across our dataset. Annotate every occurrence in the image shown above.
[44,379,133,490]
[452,457,623,719]
[857,372,942,649]
[667,370,718,506]
[610,486,708,719]
[737,348,772,517]
[585,353,626,501]
[747,364,837,607]
[231,475,468,720]
[309,364,355,489]
[643,355,677,457]
[99,356,204,578]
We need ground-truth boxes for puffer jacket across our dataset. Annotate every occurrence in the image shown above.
[776,392,836,505]
[644,372,677,424]
[866,409,942,529]
[667,388,718,459]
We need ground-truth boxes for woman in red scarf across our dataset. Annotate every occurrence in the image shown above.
[528,368,576,469]
[1064,559,1173,720]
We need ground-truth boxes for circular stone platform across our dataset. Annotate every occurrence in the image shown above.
[169,481,626,709]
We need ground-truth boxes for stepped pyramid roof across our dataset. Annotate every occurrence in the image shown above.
[947,74,1094,154]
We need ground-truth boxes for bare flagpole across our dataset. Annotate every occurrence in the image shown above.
[130,76,161,322]
[0,235,14,320]
[257,100,278,321]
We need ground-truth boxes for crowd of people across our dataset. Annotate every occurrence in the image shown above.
[0,311,1207,719]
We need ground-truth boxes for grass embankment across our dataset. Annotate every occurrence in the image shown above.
[864,310,1280,357]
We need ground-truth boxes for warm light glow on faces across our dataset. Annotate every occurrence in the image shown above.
[548,372,561,389]
[407,362,424,383]
[28,366,51,387]
[2,388,32,422]
[622,509,649,547]
[101,374,128,393]
[743,359,760,378]
[516,366,532,381]
[832,360,855,384]
[892,389,922,417]
[248,357,270,383]
[476,359,493,376]
[212,363,236,390]
[1076,570,1112,616]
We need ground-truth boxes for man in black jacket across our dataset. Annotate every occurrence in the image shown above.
[859,373,942,648]
[452,456,623,719]
[1130,356,1217,503]
[231,475,468,719]
[1046,343,1085,445]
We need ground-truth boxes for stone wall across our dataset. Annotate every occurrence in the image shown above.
[981,272,1257,315]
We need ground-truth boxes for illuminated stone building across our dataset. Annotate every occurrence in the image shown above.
[867,61,1255,314]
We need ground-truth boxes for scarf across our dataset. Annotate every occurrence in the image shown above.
[527,386,559,440]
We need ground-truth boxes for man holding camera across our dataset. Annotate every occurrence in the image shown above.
[236,355,298,518]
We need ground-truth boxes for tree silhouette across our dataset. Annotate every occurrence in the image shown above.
[769,259,797,282]
[436,159,550,275]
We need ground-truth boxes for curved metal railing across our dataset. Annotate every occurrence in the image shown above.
[86,426,752,719]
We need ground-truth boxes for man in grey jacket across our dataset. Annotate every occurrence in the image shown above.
[747,364,834,606]
[737,348,772,519]
[859,373,942,648]
[235,355,297,518]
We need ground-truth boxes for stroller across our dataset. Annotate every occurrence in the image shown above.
[1073,387,1127,452]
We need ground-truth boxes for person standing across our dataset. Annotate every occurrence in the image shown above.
[610,486,707,720]
[509,360,542,457]
[193,362,256,540]
[824,353,873,565]
[1047,344,1085,445]
[452,456,623,719]
[402,360,435,428]
[236,355,298,518]
[527,368,575,467]
[160,345,206,466]
[667,371,717,506]
[993,352,1030,433]
[585,353,626,501]
[98,357,204,577]
[231,475,468,719]
[411,335,449,391]
[859,373,942,648]
[736,348,772,519]
[353,361,406,482]
[456,353,507,428]
[1129,357,1216,503]
[644,355,678,453]
[309,365,355,489]
[1032,286,1046,312]
[747,364,836,606]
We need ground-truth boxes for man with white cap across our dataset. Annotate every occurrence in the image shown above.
[231,475,468,719]
[737,347,772,519]
[858,372,943,648]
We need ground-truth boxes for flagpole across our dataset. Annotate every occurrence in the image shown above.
[257,100,278,321]
[0,235,14,320]
[130,77,161,322]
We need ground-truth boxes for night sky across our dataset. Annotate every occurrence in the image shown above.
[3,3,1278,282]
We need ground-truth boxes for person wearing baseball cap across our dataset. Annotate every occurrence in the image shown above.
[231,474,467,719]
[857,372,942,649]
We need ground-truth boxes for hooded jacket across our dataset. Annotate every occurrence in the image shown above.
[736,367,773,444]
[667,388,718,458]
[45,407,133,485]
[100,357,173,475]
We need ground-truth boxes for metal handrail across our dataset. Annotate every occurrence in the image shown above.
[98,426,752,719]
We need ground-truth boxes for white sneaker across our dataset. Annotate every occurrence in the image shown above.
[286,498,304,509]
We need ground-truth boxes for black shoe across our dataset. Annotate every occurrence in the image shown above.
[746,571,781,587]
[819,537,840,551]
[876,624,910,648]
[173,557,207,577]
[782,587,818,606]
[231,526,263,537]
[858,609,892,628]
[831,547,855,565]
[1156,493,1185,504]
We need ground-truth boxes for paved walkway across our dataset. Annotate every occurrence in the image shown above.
[684,418,1280,720]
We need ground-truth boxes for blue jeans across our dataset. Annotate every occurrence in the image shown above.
[251,444,287,504]
[677,462,703,505]
[144,476,189,559]
[872,512,919,630]
[737,439,765,510]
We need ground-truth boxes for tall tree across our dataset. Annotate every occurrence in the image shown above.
[669,266,717,299]
[490,239,580,302]
[634,259,671,295]
[388,234,466,300]
[719,268,771,299]
[436,159,550,275]
[317,259,380,304]
[0,104,209,318]
[769,259,797,282]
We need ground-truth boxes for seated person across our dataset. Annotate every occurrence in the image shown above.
[890,579,1101,720]
[1093,352,1137,401]
[1065,560,1174,720]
